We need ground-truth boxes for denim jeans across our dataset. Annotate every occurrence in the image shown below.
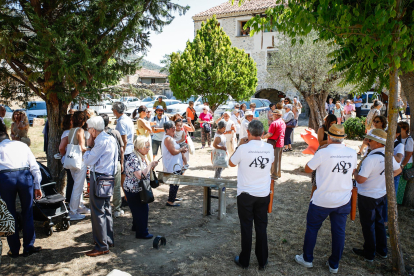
[303,201,351,269]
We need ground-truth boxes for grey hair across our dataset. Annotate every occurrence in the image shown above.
[248,120,264,137]
[112,102,126,114]
[330,137,344,143]
[217,120,227,129]
[164,121,175,131]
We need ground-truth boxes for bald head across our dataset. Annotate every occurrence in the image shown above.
[0,106,6,118]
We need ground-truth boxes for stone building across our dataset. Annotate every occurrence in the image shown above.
[193,0,299,103]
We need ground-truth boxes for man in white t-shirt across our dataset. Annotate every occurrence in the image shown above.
[352,129,402,262]
[295,124,357,274]
[239,110,253,140]
[229,120,274,270]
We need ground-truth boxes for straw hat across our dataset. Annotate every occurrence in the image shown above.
[272,109,282,115]
[244,110,254,116]
[325,124,347,138]
[365,129,387,145]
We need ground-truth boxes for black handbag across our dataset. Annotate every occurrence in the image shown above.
[150,170,160,189]
[138,173,155,204]
[403,167,414,181]
[286,119,297,128]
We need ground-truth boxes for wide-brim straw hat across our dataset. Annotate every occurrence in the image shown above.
[325,124,347,138]
[244,110,254,116]
[272,109,282,115]
[365,129,387,145]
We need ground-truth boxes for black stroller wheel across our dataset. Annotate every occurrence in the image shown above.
[62,220,70,230]
[46,227,53,236]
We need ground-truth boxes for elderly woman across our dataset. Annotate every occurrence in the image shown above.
[268,103,276,125]
[358,101,384,155]
[136,105,154,162]
[124,136,159,239]
[59,114,75,203]
[240,103,247,118]
[282,104,295,152]
[215,112,236,155]
[230,109,241,142]
[67,111,90,220]
[162,121,188,207]
[11,110,30,146]
[198,106,214,149]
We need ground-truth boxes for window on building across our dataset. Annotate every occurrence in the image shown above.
[239,21,250,36]
[267,51,278,69]
[151,78,155,84]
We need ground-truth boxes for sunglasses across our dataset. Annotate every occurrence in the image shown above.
[284,101,288,102]
[373,120,381,123]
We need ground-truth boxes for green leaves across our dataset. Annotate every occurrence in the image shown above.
[169,16,257,111]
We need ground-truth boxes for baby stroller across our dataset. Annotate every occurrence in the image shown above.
[33,162,70,236]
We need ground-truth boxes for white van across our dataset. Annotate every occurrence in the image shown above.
[359,91,383,116]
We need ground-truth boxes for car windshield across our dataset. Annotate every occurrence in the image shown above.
[26,102,46,110]
[142,97,152,102]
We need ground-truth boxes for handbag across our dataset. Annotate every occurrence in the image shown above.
[94,139,117,198]
[212,149,229,168]
[403,167,414,181]
[286,119,297,128]
[138,157,155,204]
[63,127,83,171]
[150,170,160,189]
[0,196,15,237]
[203,122,211,133]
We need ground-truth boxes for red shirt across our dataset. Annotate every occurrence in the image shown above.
[199,112,213,124]
[268,118,286,148]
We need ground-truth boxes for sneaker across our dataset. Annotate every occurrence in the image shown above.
[69,212,85,221]
[352,248,374,262]
[114,210,124,218]
[326,261,338,273]
[77,206,90,214]
[295,254,313,268]
[376,251,388,259]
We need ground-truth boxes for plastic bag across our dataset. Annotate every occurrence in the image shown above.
[212,149,228,169]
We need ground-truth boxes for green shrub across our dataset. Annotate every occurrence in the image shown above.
[3,118,11,129]
[259,113,269,133]
[343,117,366,140]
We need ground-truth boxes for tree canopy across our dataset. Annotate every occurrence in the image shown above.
[168,16,257,111]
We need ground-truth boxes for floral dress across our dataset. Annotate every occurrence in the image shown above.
[124,152,151,193]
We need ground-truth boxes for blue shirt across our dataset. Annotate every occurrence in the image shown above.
[83,131,118,175]
[353,96,363,108]
[115,114,134,155]
[150,115,169,141]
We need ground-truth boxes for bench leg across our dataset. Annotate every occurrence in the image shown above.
[203,187,211,216]
[218,184,226,220]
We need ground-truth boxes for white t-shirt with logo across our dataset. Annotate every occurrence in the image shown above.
[230,140,274,197]
[394,140,405,165]
[357,147,400,199]
[307,144,357,208]
[401,136,414,164]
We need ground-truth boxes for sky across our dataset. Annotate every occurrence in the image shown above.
[144,0,226,66]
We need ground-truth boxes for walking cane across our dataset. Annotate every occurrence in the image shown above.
[268,179,275,213]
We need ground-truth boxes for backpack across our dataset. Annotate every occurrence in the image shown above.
[107,128,121,162]
[203,122,211,133]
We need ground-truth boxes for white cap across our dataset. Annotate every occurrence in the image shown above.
[245,110,254,116]
[87,116,105,131]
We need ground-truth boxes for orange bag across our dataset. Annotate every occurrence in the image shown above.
[350,181,358,221]
[268,180,275,213]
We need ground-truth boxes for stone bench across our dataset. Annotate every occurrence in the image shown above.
[157,172,237,220]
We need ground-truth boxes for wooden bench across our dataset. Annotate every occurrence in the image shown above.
[157,172,237,220]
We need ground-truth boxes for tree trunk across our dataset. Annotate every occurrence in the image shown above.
[400,71,414,207]
[46,94,69,193]
[387,69,405,274]
[304,92,328,131]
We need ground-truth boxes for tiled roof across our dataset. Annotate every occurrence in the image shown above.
[136,68,167,78]
[193,0,278,20]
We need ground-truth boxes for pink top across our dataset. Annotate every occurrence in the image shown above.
[199,112,213,125]
[268,118,286,148]
[343,104,355,115]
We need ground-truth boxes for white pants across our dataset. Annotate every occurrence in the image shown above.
[225,134,236,156]
[69,164,87,213]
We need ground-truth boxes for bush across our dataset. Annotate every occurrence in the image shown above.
[259,113,269,133]
[343,117,366,140]
[3,118,11,129]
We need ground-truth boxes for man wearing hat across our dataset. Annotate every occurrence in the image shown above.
[152,96,167,111]
[239,110,254,140]
[352,129,402,262]
[295,124,357,273]
[263,109,286,180]
[150,105,169,159]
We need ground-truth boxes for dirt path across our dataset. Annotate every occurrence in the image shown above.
[1,125,414,275]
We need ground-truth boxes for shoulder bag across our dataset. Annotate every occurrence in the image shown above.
[150,170,160,189]
[94,139,117,198]
[63,127,83,171]
[286,119,297,128]
[138,157,155,204]
[0,196,15,237]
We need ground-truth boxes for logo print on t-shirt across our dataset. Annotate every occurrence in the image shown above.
[249,156,269,169]
[332,161,352,174]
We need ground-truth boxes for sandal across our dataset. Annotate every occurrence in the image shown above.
[283,149,289,152]
[288,148,293,151]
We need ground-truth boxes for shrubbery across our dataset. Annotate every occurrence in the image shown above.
[343,117,366,140]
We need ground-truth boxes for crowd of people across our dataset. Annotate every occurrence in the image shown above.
[0,95,411,274]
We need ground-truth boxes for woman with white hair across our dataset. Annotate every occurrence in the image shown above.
[124,135,159,239]
[358,100,383,155]
[283,104,295,152]
[230,109,241,142]
[215,111,236,155]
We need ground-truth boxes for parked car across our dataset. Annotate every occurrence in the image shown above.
[1,105,13,119]
[120,96,140,109]
[359,91,385,116]
[214,98,271,117]
[26,101,47,124]
[165,96,207,117]
[141,95,168,103]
